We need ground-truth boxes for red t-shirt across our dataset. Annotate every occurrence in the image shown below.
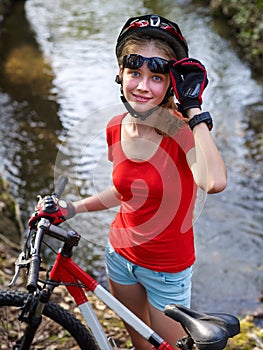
[107,113,197,272]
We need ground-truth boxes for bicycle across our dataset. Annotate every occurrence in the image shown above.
[0,176,240,349]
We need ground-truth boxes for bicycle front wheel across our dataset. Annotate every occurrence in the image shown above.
[0,289,99,350]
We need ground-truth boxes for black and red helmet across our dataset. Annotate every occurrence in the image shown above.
[116,14,189,60]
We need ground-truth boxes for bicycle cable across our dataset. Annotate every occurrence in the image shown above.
[38,279,86,288]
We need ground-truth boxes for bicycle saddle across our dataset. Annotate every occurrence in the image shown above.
[164,304,240,350]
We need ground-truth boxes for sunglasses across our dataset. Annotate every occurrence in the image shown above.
[122,54,170,74]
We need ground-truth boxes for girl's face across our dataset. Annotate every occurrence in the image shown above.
[119,45,171,114]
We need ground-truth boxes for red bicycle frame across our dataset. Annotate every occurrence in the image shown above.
[48,249,175,350]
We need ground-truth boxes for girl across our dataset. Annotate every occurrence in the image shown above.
[46,14,227,349]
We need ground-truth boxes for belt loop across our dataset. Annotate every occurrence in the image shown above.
[127,262,136,277]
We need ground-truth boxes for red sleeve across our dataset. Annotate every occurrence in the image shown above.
[106,114,125,162]
[106,122,113,162]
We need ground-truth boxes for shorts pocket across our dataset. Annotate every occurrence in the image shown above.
[163,268,192,294]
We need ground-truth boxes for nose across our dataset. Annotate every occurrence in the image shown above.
[137,76,149,91]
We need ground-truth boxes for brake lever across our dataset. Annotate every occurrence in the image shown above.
[9,251,30,287]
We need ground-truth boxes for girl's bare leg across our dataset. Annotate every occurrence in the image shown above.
[148,302,186,348]
[108,279,152,350]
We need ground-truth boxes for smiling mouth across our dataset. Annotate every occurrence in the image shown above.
[132,93,152,103]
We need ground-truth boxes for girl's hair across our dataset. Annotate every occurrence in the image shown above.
[117,34,178,64]
[119,34,186,135]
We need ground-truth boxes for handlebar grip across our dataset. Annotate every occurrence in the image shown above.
[27,255,41,293]
[53,176,68,198]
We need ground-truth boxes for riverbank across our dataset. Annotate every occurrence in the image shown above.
[0,177,23,243]
[196,0,263,75]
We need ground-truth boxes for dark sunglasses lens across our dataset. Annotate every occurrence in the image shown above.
[148,58,169,73]
[123,55,143,69]
[123,55,169,73]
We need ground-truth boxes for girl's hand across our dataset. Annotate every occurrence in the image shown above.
[170,58,208,112]
[28,196,75,229]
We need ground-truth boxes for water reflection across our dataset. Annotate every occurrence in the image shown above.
[0,1,62,213]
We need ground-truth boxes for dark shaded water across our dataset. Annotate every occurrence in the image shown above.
[0,0,262,316]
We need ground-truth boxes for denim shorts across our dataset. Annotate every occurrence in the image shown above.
[105,244,193,311]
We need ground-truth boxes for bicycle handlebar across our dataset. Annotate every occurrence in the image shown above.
[53,176,68,198]
[25,176,81,292]
[26,218,81,292]
[27,225,45,292]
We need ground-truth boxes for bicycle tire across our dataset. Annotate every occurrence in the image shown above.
[0,289,99,350]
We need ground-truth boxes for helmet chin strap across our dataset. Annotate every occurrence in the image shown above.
[116,75,173,121]
[120,95,160,121]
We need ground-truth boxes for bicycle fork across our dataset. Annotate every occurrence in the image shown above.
[13,292,47,350]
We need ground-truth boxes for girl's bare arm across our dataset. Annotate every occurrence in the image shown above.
[73,186,121,213]
[186,108,227,194]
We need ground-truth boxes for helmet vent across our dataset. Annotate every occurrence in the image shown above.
[150,14,161,27]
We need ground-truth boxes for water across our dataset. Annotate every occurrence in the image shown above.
[0,0,262,316]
